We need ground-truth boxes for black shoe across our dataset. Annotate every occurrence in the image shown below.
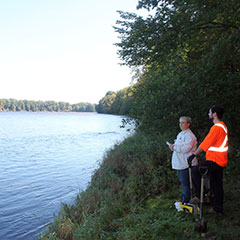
[207,208,223,217]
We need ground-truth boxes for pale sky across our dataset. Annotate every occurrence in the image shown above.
[0,0,147,104]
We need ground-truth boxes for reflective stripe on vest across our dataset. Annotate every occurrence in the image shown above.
[208,123,228,152]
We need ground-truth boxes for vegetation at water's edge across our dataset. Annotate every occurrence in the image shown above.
[0,99,96,112]
[40,0,240,239]
[40,132,240,240]
[95,87,134,115]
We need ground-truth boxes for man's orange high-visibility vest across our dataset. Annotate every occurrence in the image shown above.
[199,121,228,167]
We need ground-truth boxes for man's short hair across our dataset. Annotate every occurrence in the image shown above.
[211,105,224,119]
[180,116,192,124]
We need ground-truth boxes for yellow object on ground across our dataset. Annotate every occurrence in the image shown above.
[174,201,200,215]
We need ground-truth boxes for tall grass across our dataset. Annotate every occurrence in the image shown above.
[40,132,240,240]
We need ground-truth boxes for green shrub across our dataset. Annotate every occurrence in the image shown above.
[41,132,180,239]
[41,130,240,240]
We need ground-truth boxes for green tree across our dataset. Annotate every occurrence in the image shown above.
[96,88,134,115]
[0,99,96,112]
[97,91,117,113]
[115,0,240,140]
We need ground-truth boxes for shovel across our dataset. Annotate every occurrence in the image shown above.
[195,166,208,233]
[188,157,198,216]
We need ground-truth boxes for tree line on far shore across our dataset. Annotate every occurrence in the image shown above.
[0,87,134,115]
[0,99,96,112]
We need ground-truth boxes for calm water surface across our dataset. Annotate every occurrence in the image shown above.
[0,112,132,240]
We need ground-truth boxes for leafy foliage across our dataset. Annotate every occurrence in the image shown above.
[96,87,134,115]
[0,99,96,112]
[115,0,240,142]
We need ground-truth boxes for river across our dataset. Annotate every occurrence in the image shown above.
[0,112,132,240]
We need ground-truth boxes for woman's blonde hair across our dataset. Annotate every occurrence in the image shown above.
[180,116,192,124]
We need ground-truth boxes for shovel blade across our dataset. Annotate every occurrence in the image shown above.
[195,218,208,233]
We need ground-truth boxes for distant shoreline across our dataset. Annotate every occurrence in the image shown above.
[0,110,97,113]
[0,98,97,112]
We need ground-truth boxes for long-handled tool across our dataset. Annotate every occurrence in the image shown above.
[188,156,198,216]
[195,166,208,233]
[189,160,194,199]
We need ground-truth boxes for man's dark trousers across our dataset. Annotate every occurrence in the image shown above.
[192,160,224,213]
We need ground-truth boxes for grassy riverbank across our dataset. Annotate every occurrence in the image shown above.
[40,132,240,240]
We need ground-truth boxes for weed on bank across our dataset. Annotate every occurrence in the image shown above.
[40,132,240,240]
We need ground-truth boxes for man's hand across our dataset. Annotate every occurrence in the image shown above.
[187,154,195,167]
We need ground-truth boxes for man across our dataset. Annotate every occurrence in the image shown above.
[169,116,197,204]
[188,105,228,216]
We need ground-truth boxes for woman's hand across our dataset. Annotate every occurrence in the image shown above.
[169,144,174,151]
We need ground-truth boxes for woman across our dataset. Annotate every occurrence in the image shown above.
[169,116,197,204]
